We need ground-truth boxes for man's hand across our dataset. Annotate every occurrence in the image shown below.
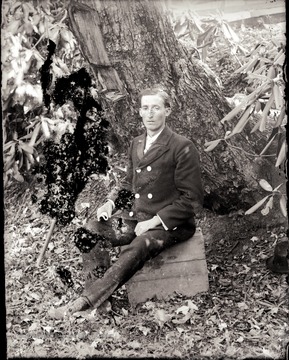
[134,216,161,236]
[97,201,113,221]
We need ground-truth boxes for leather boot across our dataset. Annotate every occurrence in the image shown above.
[47,296,91,319]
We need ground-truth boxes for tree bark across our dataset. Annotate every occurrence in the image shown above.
[67,0,284,213]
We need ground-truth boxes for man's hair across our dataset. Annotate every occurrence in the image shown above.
[139,86,171,108]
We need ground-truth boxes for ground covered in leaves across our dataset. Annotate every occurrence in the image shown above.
[4,180,288,359]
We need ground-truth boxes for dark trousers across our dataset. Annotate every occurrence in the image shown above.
[82,217,196,308]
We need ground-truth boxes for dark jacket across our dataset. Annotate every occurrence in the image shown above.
[112,126,203,231]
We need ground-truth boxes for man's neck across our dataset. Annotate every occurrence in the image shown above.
[146,125,165,138]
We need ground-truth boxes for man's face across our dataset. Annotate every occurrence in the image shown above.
[139,95,171,135]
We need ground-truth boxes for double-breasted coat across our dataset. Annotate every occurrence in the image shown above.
[80,126,203,309]
[111,126,203,231]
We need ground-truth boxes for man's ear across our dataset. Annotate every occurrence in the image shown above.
[165,107,171,116]
[139,108,143,117]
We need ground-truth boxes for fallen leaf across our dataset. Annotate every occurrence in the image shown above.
[42,325,54,333]
[250,236,259,242]
[34,346,47,357]
[28,322,39,331]
[154,309,172,327]
[76,317,86,324]
[13,269,23,279]
[111,349,122,357]
[121,308,128,316]
[23,317,32,322]
[270,307,279,314]
[172,349,182,357]
[186,299,198,311]
[142,301,155,310]
[127,340,141,349]
[249,328,260,337]
[48,243,55,251]
[213,336,222,346]
[106,328,121,340]
[33,338,44,345]
[75,341,93,357]
[242,264,251,273]
[30,292,41,300]
[91,338,103,348]
[236,336,244,343]
[138,325,150,336]
[113,316,122,325]
[85,309,99,321]
[172,312,191,324]
[237,302,249,310]
[176,305,190,315]
[218,321,227,331]
[54,247,65,254]
[80,202,90,208]
[78,331,87,340]
[262,348,276,357]
[225,345,237,357]
[218,278,231,286]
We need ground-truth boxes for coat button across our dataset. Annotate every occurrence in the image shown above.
[147,166,152,171]
[135,193,140,199]
[147,193,153,199]
[129,211,134,217]
[136,168,141,173]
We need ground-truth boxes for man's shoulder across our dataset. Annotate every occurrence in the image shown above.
[130,132,145,144]
[170,129,193,146]
[169,129,200,158]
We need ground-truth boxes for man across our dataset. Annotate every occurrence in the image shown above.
[49,86,203,317]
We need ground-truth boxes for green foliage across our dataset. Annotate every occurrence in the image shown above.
[171,12,286,218]
[245,180,286,217]
[3,2,287,219]
[170,10,245,62]
[204,30,286,216]
[2,0,86,186]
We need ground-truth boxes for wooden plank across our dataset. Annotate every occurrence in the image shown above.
[126,228,209,306]
[250,6,285,18]
[143,228,206,265]
[128,258,208,281]
[167,0,285,20]
[127,261,209,305]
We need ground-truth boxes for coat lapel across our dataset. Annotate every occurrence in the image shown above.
[136,133,146,160]
[137,126,173,168]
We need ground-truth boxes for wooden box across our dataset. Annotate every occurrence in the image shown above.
[126,227,209,306]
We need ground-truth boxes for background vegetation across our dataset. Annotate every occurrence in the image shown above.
[3,0,287,358]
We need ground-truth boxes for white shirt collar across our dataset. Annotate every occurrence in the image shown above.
[144,127,165,153]
[146,127,164,142]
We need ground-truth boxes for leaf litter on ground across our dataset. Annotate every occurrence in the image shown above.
[5,166,289,358]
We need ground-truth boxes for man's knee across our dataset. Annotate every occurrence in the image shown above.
[84,218,114,237]
[84,219,100,234]
[122,231,167,257]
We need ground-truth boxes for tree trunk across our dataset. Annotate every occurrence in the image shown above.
[67,0,284,213]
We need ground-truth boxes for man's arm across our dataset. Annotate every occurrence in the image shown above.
[134,215,161,236]
[135,140,203,236]
[157,141,203,230]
